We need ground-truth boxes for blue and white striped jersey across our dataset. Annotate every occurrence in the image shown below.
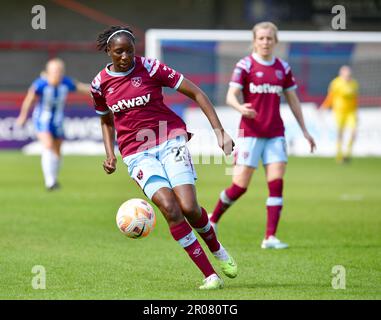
[32,76,77,127]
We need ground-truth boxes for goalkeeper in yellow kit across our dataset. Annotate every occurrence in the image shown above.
[321,65,359,163]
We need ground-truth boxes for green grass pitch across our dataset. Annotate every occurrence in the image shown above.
[0,152,380,299]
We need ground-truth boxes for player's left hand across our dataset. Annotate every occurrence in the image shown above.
[103,156,117,174]
[215,129,235,156]
[304,132,316,153]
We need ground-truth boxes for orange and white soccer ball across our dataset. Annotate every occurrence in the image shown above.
[116,198,156,239]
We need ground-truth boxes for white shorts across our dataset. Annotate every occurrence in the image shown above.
[123,136,197,199]
[235,136,288,168]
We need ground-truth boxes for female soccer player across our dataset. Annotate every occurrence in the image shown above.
[91,26,237,290]
[16,58,90,190]
[209,22,316,249]
[320,65,359,164]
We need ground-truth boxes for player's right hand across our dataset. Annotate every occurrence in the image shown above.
[239,103,256,119]
[103,156,117,174]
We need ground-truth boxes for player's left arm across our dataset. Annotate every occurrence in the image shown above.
[177,78,235,155]
[354,79,360,109]
[284,89,316,153]
[74,81,91,95]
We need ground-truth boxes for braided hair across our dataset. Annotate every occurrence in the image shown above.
[96,26,135,52]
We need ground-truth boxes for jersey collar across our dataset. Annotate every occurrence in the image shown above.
[105,59,136,77]
[251,53,275,66]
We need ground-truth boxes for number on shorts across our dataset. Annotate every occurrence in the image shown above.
[171,145,186,162]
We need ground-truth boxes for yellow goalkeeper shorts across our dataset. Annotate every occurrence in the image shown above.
[334,111,357,130]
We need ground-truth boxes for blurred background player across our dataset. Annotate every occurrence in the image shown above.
[91,26,237,290]
[209,22,316,249]
[16,58,90,190]
[320,65,359,164]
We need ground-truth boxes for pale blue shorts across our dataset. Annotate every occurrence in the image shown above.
[235,136,288,168]
[123,136,197,199]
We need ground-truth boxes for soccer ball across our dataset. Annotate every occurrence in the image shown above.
[116,198,156,239]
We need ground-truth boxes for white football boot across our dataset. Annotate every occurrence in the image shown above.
[261,236,289,249]
[199,274,224,290]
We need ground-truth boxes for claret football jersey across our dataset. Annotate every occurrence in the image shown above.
[90,56,189,157]
[229,53,297,138]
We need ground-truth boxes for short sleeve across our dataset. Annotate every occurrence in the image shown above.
[229,67,245,89]
[143,58,183,90]
[229,58,250,89]
[90,73,109,115]
[327,79,337,94]
[31,77,45,95]
[62,76,77,92]
[283,68,297,92]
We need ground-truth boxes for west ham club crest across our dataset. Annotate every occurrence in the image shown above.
[131,77,142,87]
[275,70,284,80]
[242,151,250,159]
[137,169,144,180]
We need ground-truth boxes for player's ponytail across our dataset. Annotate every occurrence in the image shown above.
[96,26,135,52]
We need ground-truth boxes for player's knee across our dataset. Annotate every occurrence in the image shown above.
[42,142,54,150]
[159,199,183,224]
[180,202,200,218]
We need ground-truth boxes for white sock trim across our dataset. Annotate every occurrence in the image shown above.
[220,190,234,205]
[178,231,197,248]
[194,221,211,233]
[266,197,283,206]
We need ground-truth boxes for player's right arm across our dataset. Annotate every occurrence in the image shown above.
[320,91,333,109]
[227,58,256,119]
[226,86,256,119]
[100,112,117,174]
[320,80,335,109]
[16,87,37,126]
[90,72,116,174]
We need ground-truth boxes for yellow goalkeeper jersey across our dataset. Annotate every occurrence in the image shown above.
[322,76,359,113]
